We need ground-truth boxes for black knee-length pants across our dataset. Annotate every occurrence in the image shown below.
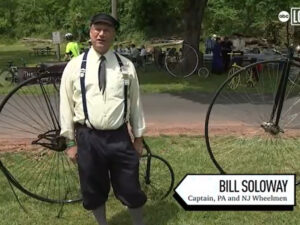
[75,123,147,210]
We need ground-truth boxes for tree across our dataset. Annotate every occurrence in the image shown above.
[182,0,208,67]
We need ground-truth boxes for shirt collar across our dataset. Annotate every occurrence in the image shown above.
[90,46,113,62]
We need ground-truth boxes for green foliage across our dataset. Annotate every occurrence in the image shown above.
[127,0,182,38]
[0,0,300,44]
[203,0,300,43]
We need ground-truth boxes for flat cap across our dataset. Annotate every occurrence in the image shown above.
[90,13,120,30]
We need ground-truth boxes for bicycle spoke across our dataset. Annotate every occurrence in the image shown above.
[206,60,300,184]
[139,154,174,200]
[0,74,81,203]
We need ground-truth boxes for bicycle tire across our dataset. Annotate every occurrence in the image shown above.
[139,154,175,200]
[165,43,199,78]
[197,67,210,79]
[227,66,241,89]
[289,63,300,87]
[205,60,300,185]
[0,73,81,203]
[0,69,14,87]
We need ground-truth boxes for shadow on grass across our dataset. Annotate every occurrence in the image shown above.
[109,199,180,225]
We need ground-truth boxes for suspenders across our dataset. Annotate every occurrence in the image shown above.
[79,51,129,128]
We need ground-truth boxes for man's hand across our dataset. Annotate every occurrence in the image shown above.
[66,146,78,163]
[133,137,144,157]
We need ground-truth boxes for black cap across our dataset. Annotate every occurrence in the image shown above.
[90,13,120,30]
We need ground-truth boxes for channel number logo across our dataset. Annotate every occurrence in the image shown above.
[278,8,300,25]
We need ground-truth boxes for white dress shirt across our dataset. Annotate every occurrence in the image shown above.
[60,47,146,140]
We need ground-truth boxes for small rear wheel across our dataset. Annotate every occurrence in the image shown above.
[139,154,174,200]
[165,43,198,78]
[0,70,14,87]
[197,67,210,79]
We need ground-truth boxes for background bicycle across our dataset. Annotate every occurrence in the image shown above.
[205,45,300,185]
[227,61,261,89]
[140,139,174,201]
[0,60,27,87]
[227,50,300,89]
[164,41,210,79]
[0,60,67,88]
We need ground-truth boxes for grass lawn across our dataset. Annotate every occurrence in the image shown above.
[0,43,62,68]
[0,136,299,225]
[137,65,226,94]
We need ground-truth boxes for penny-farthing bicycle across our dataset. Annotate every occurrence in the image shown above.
[205,46,300,185]
[0,69,174,205]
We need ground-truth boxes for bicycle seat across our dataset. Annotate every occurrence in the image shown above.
[39,62,67,75]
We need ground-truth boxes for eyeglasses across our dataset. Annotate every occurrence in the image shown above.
[90,25,114,36]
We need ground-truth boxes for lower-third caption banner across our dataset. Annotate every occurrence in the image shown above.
[173,174,295,211]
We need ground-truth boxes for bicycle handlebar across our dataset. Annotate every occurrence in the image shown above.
[272,48,300,62]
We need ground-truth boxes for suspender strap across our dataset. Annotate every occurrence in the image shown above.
[123,82,128,122]
[114,53,129,122]
[114,52,124,67]
[79,51,129,129]
[80,50,95,129]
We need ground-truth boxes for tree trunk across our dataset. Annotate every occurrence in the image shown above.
[111,0,118,19]
[183,0,208,68]
[294,26,300,46]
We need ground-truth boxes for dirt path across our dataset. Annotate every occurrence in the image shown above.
[1,92,299,150]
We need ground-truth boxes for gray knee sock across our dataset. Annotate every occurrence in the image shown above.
[92,205,107,225]
[128,206,145,225]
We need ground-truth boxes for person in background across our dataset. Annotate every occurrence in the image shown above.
[139,45,147,67]
[232,33,245,53]
[130,44,140,65]
[221,36,233,72]
[231,34,245,66]
[64,33,80,61]
[212,37,224,74]
[205,34,216,54]
[123,45,131,56]
[117,44,124,54]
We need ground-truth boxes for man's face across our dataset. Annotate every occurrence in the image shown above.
[90,22,116,54]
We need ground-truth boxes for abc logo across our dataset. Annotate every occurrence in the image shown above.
[278,11,290,22]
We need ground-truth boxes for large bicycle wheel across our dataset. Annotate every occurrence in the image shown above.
[205,60,300,184]
[0,73,81,203]
[139,154,174,200]
[165,43,198,78]
[289,64,300,87]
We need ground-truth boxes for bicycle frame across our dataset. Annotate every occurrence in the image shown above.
[142,139,152,184]
[267,47,298,133]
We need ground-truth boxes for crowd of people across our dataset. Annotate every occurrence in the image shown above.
[113,44,149,67]
[206,34,245,74]
[64,30,250,75]
[63,32,149,68]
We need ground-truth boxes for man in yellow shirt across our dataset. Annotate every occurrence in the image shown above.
[64,33,80,60]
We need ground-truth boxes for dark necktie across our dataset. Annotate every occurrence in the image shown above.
[98,56,106,93]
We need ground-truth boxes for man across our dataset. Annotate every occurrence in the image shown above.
[212,37,224,74]
[60,13,147,225]
[64,33,80,60]
[221,36,233,72]
[205,34,216,54]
